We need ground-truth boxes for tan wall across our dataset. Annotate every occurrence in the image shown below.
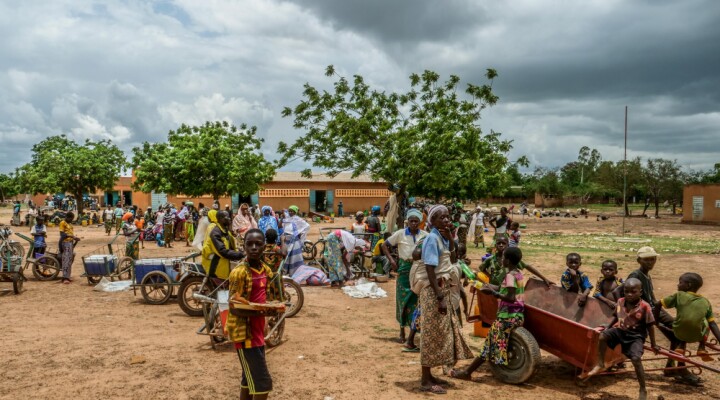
[534,193,563,208]
[682,184,720,224]
[259,181,389,215]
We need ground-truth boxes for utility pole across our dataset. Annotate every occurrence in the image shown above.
[622,106,628,236]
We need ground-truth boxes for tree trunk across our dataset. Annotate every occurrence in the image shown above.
[642,198,650,216]
[75,190,84,221]
[395,188,407,232]
[624,196,630,217]
[654,197,660,218]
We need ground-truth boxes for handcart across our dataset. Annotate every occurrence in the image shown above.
[130,252,202,305]
[469,278,720,384]
[0,227,25,294]
[14,232,61,281]
[80,235,134,285]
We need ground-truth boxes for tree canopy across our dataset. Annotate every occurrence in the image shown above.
[278,66,516,201]
[15,135,126,216]
[0,173,18,202]
[131,121,275,200]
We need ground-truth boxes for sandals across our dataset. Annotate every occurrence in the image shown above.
[697,349,714,362]
[402,346,420,353]
[419,384,446,395]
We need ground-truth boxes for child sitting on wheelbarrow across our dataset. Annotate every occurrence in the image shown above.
[449,247,526,380]
[584,278,659,400]
[655,272,720,385]
[226,229,284,400]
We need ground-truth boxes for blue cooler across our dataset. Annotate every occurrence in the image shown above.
[84,255,118,276]
[134,258,167,284]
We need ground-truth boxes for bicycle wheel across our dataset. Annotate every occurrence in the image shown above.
[311,240,325,263]
[178,276,210,317]
[10,242,25,261]
[265,315,285,348]
[282,277,304,318]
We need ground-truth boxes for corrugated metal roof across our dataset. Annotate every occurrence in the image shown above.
[272,171,383,183]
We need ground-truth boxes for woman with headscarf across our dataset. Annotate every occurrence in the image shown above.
[383,208,428,349]
[257,206,279,236]
[413,205,473,394]
[282,205,310,275]
[231,203,257,241]
[121,212,140,260]
[325,229,366,287]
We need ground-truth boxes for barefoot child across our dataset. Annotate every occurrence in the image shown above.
[656,272,720,383]
[585,278,658,400]
[508,222,521,248]
[560,253,593,307]
[227,229,284,400]
[592,260,623,309]
[449,247,526,380]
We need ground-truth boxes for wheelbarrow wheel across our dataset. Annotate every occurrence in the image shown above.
[115,256,134,281]
[282,277,304,318]
[265,314,285,348]
[140,270,172,305]
[178,276,209,317]
[490,327,540,384]
[32,255,61,281]
[86,275,102,285]
[13,273,24,294]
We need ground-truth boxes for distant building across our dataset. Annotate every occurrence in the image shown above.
[682,184,720,225]
[96,171,390,215]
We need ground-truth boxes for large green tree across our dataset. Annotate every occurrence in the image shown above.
[278,66,516,216]
[0,173,19,202]
[16,135,127,217]
[132,121,275,201]
[560,147,605,205]
[642,158,683,217]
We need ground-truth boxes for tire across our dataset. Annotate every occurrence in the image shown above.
[265,315,285,348]
[32,255,61,281]
[203,303,225,349]
[282,277,304,318]
[13,273,23,294]
[10,242,25,261]
[87,275,102,285]
[115,256,134,281]
[140,270,172,305]
[489,327,540,384]
[178,276,209,317]
[311,241,325,263]
[350,252,366,278]
[302,240,315,260]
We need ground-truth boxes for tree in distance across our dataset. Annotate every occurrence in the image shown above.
[15,135,127,218]
[131,121,275,201]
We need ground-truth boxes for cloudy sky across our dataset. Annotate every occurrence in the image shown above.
[1,0,719,175]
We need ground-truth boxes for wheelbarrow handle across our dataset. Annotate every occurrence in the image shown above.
[647,345,720,374]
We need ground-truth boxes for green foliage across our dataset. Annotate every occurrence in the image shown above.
[687,163,720,184]
[524,168,564,196]
[642,158,684,217]
[15,135,126,216]
[0,173,19,201]
[278,66,513,200]
[131,121,275,200]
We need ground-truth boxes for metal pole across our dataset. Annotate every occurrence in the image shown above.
[622,106,628,236]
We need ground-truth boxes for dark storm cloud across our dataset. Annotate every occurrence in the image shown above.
[0,0,718,175]
[288,0,486,43]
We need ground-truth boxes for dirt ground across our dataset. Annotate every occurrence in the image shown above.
[1,208,719,400]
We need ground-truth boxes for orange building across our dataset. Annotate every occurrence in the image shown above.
[105,171,389,215]
[682,184,720,225]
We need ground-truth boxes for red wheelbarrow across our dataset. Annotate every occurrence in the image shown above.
[468,278,720,384]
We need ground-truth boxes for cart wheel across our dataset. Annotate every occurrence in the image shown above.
[115,256,134,281]
[311,241,325,262]
[13,273,24,294]
[32,255,61,281]
[282,277,304,318]
[140,271,172,305]
[178,276,210,317]
[489,327,540,384]
[302,240,316,260]
[265,314,285,348]
[10,242,25,261]
[87,275,102,285]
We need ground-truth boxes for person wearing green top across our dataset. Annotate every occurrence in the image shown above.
[478,236,553,287]
[657,272,720,383]
[450,247,526,380]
